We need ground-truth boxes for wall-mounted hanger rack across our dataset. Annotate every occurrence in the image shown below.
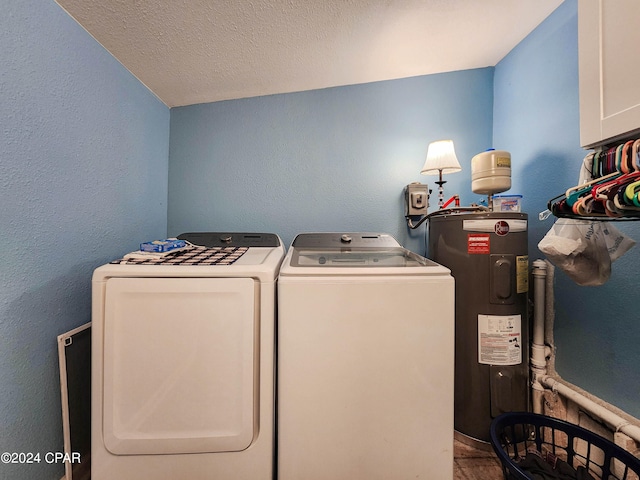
[547,138,640,221]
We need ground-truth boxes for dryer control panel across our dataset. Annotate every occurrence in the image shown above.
[178,232,280,248]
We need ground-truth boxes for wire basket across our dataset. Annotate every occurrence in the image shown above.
[490,412,640,480]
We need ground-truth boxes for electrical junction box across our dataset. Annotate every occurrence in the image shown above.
[405,183,429,216]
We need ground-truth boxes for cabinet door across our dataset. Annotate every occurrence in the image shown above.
[579,0,640,147]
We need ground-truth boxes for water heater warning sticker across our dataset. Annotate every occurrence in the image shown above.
[467,234,490,254]
[478,314,522,365]
[516,255,529,293]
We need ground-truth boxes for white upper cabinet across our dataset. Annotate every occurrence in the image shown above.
[579,0,640,147]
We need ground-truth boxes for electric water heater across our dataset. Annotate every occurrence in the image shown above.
[428,211,529,445]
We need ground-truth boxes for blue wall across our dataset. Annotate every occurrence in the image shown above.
[494,0,640,418]
[0,1,170,478]
[168,69,495,253]
[3,2,639,479]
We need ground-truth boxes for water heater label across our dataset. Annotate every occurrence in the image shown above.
[463,219,527,233]
[467,234,490,254]
[477,314,522,365]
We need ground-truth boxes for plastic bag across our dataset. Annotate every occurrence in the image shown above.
[538,220,635,286]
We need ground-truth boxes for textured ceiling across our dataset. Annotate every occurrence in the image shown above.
[55,0,564,108]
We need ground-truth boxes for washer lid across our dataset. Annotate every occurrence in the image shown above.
[287,232,437,268]
[291,233,401,249]
[291,247,430,267]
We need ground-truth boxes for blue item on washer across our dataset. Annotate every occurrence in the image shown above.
[140,239,187,253]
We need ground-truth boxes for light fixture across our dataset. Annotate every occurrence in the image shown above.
[421,140,462,208]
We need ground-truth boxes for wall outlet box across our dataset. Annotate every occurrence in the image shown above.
[405,183,429,216]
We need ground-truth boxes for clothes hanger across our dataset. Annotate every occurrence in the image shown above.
[633,139,640,171]
[591,145,639,202]
[548,138,640,219]
[615,144,624,172]
[565,171,620,207]
[621,140,634,173]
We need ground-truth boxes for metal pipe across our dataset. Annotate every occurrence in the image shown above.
[405,205,489,229]
[541,376,640,444]
[531,259,548,414]
[532,260,640,444]
[544,262,556,373]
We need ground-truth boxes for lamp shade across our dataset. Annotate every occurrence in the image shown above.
[421,140,462,175]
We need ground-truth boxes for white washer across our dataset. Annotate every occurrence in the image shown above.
[92,232,284,480]
[277,233,455,480]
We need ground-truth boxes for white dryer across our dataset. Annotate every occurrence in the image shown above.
[91,232,284,480]
[277,233,455,480]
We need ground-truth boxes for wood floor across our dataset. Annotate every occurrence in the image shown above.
[454,438,504,480]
